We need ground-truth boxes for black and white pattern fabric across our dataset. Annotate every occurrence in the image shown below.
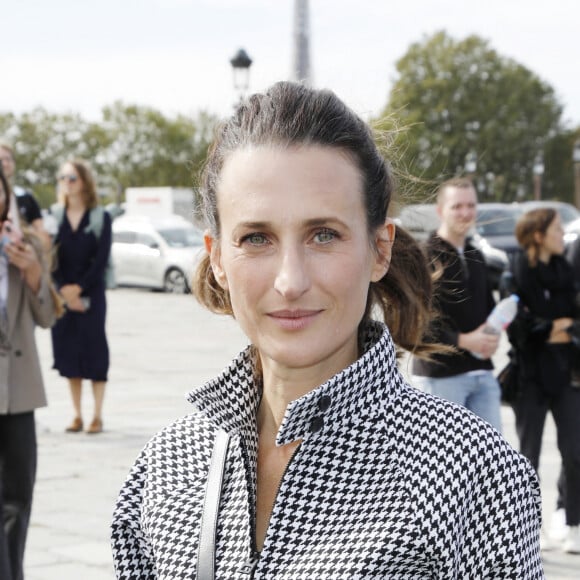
[111,322,544,579]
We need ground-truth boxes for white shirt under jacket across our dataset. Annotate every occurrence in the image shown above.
[111,321,544,579]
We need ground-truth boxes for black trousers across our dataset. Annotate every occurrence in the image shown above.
[0,412,37,580]
[513,382,580,526]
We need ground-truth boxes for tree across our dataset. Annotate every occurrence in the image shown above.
[379,31,563,201]
[0,108,109,207]
[0,105,218,208]
[543,128,580,202]
[97,102,217,198]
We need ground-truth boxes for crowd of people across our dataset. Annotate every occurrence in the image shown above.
[1,82,579,577]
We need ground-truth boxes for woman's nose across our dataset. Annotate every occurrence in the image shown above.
[273,246,311,299]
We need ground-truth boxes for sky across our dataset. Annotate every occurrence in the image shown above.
[2,0,580,127]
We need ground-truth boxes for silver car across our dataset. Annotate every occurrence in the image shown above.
[111,215,204,293]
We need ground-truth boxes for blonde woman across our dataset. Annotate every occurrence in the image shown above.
[51,159,111,434]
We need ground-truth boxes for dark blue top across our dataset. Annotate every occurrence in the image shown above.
[51,209,112,381]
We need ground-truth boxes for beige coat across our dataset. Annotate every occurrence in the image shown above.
[0,263,56,414]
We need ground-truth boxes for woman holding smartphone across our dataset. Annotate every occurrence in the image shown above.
[0,167,57,580]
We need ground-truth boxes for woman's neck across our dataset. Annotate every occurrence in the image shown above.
[66,195,85,212]
[537,247,552,264]
[257,372,314,436]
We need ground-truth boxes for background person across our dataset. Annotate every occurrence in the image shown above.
[0,142,50,250]
[411,178,502,432]
[51,159,111,435]
[507,208,580,553]
[566,236,580,390]
[111,82,542,578]
[0,167,57,580]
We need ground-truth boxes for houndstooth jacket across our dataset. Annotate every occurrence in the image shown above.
[111,322,544,579]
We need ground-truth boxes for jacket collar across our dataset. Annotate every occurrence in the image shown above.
[186,321,400,446]
[428,231,476,253]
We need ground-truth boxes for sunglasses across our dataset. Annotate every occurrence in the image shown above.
[58,174,79,183]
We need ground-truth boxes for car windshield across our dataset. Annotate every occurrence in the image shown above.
[557,205,580,225]
[158,227,203,248]
[476,209,522,236]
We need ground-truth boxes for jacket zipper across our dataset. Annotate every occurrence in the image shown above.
[240,435,301,578]
[240,441,261,576]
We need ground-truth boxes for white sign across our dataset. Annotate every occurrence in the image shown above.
[125,187,174,217]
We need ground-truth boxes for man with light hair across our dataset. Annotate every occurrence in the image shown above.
[411,177,502,431]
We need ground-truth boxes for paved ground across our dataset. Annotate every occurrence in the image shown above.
[23,288,579,578]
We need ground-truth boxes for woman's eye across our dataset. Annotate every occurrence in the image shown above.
[241,232,268,246]
[314,229,337,243]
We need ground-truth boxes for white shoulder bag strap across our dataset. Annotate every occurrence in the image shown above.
[197,429,230,580]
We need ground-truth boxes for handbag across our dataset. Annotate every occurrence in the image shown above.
[497,358,519,404]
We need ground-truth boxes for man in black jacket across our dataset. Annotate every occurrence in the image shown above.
[411,178,502,431]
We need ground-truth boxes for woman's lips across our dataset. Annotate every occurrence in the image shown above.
[267,309,322,330]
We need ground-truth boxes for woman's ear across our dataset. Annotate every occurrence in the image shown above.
[204,231,228,290]
[371,219,395,282]
[533,231,544,247]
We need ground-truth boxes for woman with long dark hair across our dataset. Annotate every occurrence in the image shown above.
[508,207,580,553]
[112,82,543,578]
[0,167,57,579]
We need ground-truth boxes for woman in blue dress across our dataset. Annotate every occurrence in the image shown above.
[51,159,111,434]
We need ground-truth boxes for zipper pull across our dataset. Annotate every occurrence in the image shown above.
[239,552,259,577]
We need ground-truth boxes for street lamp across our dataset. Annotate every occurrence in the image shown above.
[230,48,253,104]
[464,150,477,178]
[573,139,580,209]
[533,153,544,201]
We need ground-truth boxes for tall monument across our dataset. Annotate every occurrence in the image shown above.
[292,0,311,85]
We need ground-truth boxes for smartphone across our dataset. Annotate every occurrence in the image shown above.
[0,220,23,255]
[81,297,91,311]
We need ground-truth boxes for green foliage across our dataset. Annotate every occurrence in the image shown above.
[380,31,567,202]
[0,104,219,208]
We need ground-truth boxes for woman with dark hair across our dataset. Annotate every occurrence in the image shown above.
[111,82,542,578]
[0,167,57,579]
[508,208,580,553]
[51,159,112,434]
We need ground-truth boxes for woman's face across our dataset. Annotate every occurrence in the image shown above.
[207,145,393,377]
[537,214,565,257]
[58,162,83,200]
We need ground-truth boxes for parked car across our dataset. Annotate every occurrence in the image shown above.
[564,216,580,246]
[395,203,509,288]
[111,214,204,293]
[520,200,580,227]
[475,203,523,264]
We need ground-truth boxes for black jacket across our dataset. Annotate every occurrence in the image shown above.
[14,187,42,225]
[412,233,496,377]
[508,251,577,396]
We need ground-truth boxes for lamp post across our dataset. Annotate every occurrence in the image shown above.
[230,48,253,104]
[573,139,580,210]
[464,150,477,180]
[533,153,544,201]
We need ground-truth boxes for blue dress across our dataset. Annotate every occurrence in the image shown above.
[51,210,112,381]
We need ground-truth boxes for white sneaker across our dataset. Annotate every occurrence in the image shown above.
[540,530,557,552]
[549,508,568,541]
[563,526,580,554]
